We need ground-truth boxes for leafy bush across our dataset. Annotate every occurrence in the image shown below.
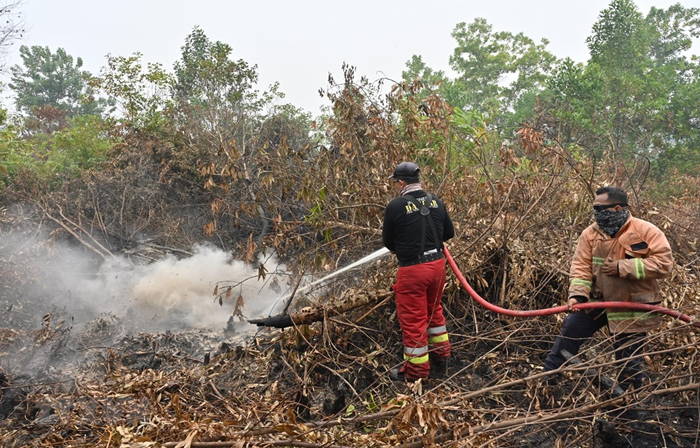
[0,115,113,191]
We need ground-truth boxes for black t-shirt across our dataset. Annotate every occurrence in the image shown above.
[382,189,455,264]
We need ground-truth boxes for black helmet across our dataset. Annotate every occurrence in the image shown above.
[388,162,420,180]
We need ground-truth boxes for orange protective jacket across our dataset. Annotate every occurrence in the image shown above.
[568,213,673,333]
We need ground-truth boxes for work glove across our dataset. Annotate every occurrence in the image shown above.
[567,295,588,312]
[602,260,620,276]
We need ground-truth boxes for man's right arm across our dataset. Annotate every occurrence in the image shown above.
[569,230,594,302]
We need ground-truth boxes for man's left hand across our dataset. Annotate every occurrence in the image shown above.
[602,260,620,276]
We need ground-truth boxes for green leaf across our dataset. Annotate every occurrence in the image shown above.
[345,404,355,417]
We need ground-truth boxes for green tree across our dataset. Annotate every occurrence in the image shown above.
[9,45,106,119]
[585,0,651,160]
[43,115,112,177]
[402,55,449,88]
[171,27,274,168]
[0,122,32,190]
[0,114,112,190]
[542,0,699,179]
[645,3,700,176]
[92,53,173,131]
[171,27,305,250]
[170,26,271,171]
[401,55,467,106]
[449,18,557,128]
[172,26,264,126]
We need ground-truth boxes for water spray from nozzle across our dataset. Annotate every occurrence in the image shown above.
[265,247,391,317]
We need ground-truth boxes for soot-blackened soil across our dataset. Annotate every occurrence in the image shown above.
[1,288,698,447]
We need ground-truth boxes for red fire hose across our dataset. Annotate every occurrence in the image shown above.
[443,247,700,328]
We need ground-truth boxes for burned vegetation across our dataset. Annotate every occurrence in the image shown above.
[0,227,698,447]
[1,73,699,447]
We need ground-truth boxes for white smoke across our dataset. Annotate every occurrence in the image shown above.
[2,219,387,335]
[3,235,291,333]
[126,244,288,330]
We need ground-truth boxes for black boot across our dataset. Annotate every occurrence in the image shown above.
[543,372,560,386]
[430,359,448,378]
[389,368,422,382]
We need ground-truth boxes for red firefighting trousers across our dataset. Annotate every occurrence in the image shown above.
[394,258,451,379]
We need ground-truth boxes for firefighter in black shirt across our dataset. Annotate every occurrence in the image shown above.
[382,162,455,381]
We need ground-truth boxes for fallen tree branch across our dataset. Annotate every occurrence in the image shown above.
[162,369,578,443]
[404,382,700,447]
[561,349,625,396]
[34,199,116,260]
[57,206,115,259]
[43,210,110,261]
[323,220,382,236]
[404,396,627,448]
[167,364,699,447]
[249,289,392,328]
[164,440,352,448]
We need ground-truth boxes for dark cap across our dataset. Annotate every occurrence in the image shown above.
[388,162,420,180]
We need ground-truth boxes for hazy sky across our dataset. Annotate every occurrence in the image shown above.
[4,0,696,114]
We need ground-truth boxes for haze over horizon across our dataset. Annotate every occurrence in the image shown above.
[3,0,695,115]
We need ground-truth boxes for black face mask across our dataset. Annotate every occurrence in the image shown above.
[594,209,629,236]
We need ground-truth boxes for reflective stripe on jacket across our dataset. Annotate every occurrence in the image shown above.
[568,213,673,333]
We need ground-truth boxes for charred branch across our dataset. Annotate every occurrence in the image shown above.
[249,289,392,328]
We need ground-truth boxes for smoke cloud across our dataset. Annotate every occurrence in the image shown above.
[126,245,289,331]
[2,233,291,333]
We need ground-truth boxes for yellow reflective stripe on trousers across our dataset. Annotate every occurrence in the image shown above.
[570,278,592,289]
[403,353,430,364]
[635,258,646,280]
[607,311,656,321]
[592,257,605,266]
[428,333,449,344]
[404,345,429,364]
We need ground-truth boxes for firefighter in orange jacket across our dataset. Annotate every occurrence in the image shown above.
[544,186,673,389]
[382,162,455,382]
